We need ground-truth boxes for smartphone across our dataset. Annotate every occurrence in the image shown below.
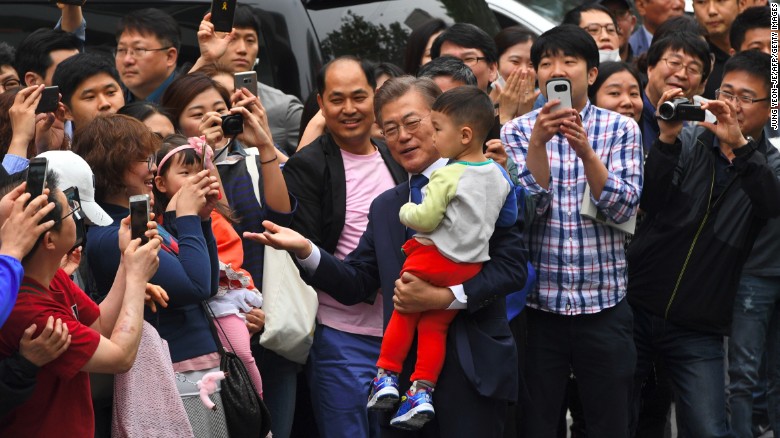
[211,0,237,33]
[63,187,86,249]
[200,144,209,170]
[234,71,258,97]
[546,78,573,113]
[35,86,59,114]
[26,157,48,201]
[129,194,150,244]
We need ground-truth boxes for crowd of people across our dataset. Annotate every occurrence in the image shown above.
[0,0,776,437]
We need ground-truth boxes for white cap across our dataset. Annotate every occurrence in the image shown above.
[37,151,113,226]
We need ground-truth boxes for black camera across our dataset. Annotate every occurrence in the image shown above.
[657,97,705,122]
[221,114,244,136]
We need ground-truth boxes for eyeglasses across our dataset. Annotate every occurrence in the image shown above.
[113,47,172,59]
[661,57,703,77]
[136,153,157,172]
[715,89,770,107]
[382,114,430,142]
[0,77,20,91]
[461,56,488,67]
[581,23,618,36]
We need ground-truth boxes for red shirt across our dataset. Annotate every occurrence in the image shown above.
[0,269,100,438]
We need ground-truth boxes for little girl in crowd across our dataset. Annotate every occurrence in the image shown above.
[153,135,264,397]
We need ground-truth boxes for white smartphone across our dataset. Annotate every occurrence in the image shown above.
[234,71,258,97]
[546,78,573,113]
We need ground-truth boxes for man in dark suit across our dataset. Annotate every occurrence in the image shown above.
[246,76,528,437]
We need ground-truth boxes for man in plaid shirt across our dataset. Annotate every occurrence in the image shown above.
[502,25,642,437]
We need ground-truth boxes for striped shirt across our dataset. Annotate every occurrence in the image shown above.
[501,102,643,315]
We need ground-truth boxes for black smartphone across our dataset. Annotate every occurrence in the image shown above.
[211,0,237,33]
[63,187,86,250]
[35,86,59,114]
[234,71,258,97]
[26,157,48,201]
[129,194,150,244]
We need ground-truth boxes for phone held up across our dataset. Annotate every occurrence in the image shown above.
[546,78,573,113]
[26,157,48,203]
[129,194,150,244]
[211,0,237,33]
[234,71,258,97]
[35,86,59,114]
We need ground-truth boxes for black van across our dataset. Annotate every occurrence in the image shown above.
[1,0,501,101]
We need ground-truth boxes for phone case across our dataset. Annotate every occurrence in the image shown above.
[211,0,237,33]
[35,86,59,114]
[234,71,258,97]
[546,78,573,113]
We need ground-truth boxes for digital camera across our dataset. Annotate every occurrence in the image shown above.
[657,97,705,122]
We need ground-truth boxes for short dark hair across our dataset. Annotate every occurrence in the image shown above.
[21,171,63,265]
[723,50,771,96]
[494,26,536,58]
[0,42,15,68]
[316,56,376,95]
[373,62,405,82]
[432,86,495,145]
[234,5,261,36]
[561,4,617,28]
[403,18,449,75]
[531,25,599,73]
[430,23,498,65]
[117,101,174,124]
[652,16,706,43]
[14,29,81,85]
[374,76,441,125]
[116,8,181,51]
[730,6,770,52]
[52,52,120,106]
[588,61,644,103]
[417,55,478,87]
[646,34,712,81]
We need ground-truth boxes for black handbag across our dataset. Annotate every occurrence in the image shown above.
[202,303,272,438]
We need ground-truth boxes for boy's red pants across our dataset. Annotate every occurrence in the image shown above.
[376,238,481,384]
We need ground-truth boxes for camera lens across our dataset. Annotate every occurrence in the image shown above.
[555,84,568,92]
[658,101,676,121]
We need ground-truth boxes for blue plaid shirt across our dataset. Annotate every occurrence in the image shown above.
[501,102,643,315]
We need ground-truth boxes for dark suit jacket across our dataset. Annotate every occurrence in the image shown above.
[302,181,528,403]
[283,133,407,253]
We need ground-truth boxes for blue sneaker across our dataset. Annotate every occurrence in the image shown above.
[389,387,435,430]
[367,374,399,410]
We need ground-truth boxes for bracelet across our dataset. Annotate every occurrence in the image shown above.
[260,156,278,165]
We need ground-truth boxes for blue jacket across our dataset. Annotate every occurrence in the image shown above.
[86,203,220,363]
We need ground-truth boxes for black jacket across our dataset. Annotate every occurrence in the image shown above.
[627,126,780,334]
[283,134,407,253]
[0,353,38,418]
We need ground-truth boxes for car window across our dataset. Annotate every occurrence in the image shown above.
[306,0,501,66]
[0,1,322,100]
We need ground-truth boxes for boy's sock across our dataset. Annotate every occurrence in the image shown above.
[377,368,397,379]
[410,380,434,394]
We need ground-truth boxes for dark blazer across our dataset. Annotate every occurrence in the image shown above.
[302,181,528,403]
[283,133,407,253]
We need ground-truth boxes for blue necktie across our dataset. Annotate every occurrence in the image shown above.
[406,174,428,239]
[409,174,428,205]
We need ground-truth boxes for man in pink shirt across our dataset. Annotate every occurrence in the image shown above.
[282,56,407,437]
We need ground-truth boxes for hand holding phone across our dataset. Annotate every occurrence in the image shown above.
[129,194,150,244]
[546,78,572,113]
[234,71,258,97]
